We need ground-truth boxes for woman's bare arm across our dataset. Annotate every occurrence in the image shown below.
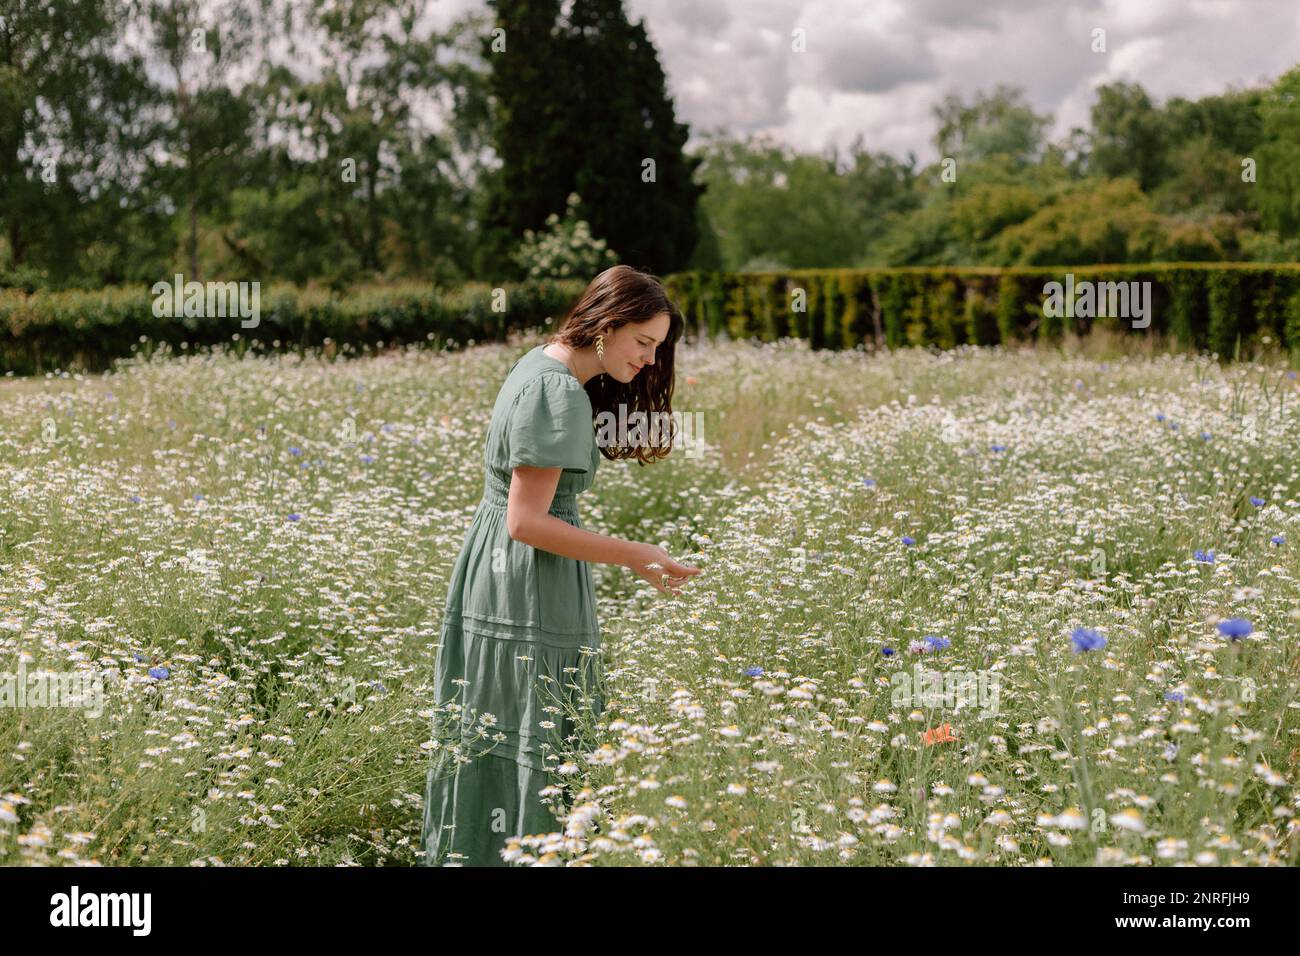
[506,465,703,595]
[506,464,640,566]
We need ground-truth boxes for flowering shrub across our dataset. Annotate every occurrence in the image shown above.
[511,192,618,280]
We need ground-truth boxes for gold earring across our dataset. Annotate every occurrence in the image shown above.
[594,335,605,360]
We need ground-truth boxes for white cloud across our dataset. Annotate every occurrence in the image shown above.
[360,0,1300,165]
[629,0,1300,163]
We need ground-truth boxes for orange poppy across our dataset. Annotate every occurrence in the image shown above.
[921,723,958,745]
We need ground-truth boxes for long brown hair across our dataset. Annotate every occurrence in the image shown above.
[546,264,685,466]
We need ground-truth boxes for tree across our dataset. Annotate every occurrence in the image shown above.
[481,0,702,279]
[1252,66,1300,237]
[229,0,489,284]
[0,0,156,283]
[1088,81,1169,192]
[135,0,259,281]
[933,84,1050,166]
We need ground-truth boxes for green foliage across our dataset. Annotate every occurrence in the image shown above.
[705,76,1300,274]
[696,133,919,272]
[510,193,618,280]
[933,84,1051,166]
[995,179,1150,265]
[1167,269,1203,350]
[1252,66,1300,235]
[1284,282,1300,358]
[1152,136,1252,215]
[0,279,585,375]
[1089,82,1170,191]
[930,277,961,348]
[903,275,929,346]
[483,0,701,276]
[805,274,825,348]
[1251,278,1283,347]
[1205,271,1242,359]
[876,273,907,348]
[12,263,1300,376]
[663,264,1300,367]
[752,276,781,341]
[836,272,867,349]
[964,284,998,345]
[6,4,1300,293]
[996,274,1021,343]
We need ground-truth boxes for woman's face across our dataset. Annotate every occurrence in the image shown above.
[604,312,671,383]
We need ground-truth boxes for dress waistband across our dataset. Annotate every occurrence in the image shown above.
[480,472,579,515]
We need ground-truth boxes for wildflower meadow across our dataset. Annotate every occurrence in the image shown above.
[1,333,1296,866]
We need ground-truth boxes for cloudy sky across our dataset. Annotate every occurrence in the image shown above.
[426,0,1300,165]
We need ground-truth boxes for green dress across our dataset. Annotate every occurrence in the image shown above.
[421,345,604,866]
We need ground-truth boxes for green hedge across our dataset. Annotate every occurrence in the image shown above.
[6,264,1300,376]
[663,264,1300,363]
[1,279,587,375]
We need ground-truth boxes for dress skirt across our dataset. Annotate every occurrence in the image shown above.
[421,347,604,866]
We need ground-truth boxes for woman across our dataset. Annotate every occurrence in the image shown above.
[421,264,703,866]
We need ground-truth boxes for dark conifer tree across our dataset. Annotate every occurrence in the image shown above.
[481,0,701,278]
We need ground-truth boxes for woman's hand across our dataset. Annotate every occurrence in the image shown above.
[626,542,703,596]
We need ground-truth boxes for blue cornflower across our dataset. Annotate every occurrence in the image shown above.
[129,494,142,503]
[862,477,876,488]
[991,444,1006,453]
[901,535,915,547]
[289,446,302,456]
[360,454,376,464]
[1249,496,1265,507]
[193,493,204,501]
[1071,627,1107,653]
[744,665,763,677]
[381,423,395,433]
[1155,413,1166,422]
[1200,432,1211,441]
[1164,691,1185,702]
[1270,534,1285,546]
[287,513,301,522]
[1193,549,1215,563]
[148,665,170,680]
[923,635,951,652]
[881,647,895,657]
[1216,618,1252,640]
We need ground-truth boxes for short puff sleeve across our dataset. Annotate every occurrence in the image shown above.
[507,373,592,473]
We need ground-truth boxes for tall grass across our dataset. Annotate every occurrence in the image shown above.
[1,331,1296,865]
